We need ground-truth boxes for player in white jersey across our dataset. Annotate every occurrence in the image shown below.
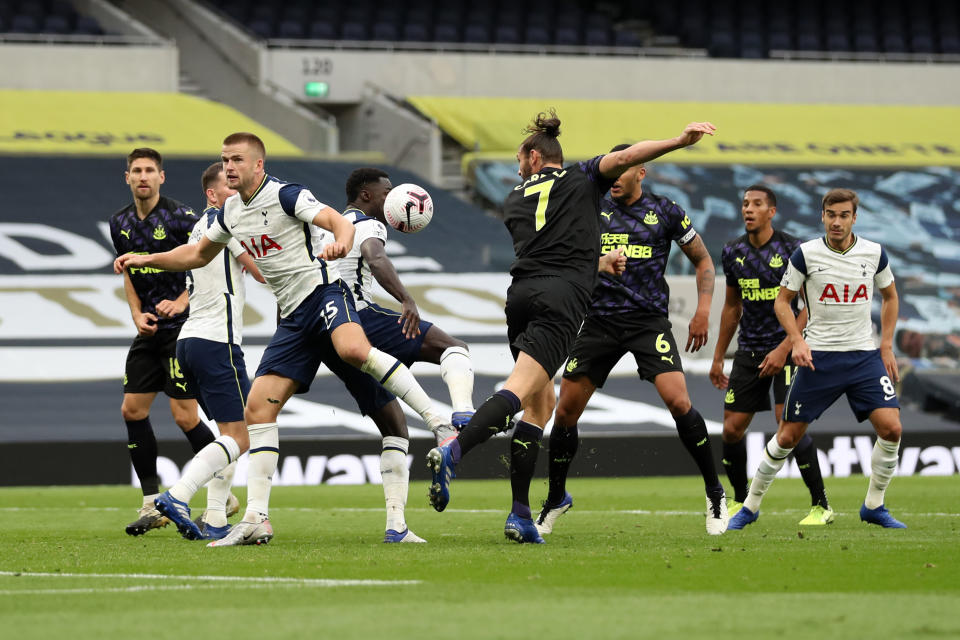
[729,188,906,530]
[116,132,452,546]
[152,163,265,541]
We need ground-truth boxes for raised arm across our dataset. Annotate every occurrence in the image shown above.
[710,284,742,390]
[598,122,716,178]
[680,235,714,352]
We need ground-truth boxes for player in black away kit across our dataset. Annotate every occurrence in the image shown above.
[426,110,716,542]
[536,145,729,537]
[709,185,832,526]
[109,148,216,535]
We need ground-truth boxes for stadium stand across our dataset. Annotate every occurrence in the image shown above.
[0,0,105,35]
[201,0,960,58]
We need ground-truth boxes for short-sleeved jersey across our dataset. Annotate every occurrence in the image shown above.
[177,206,248,344]
[109,195,197,330]
[503,156,615,294]
[588,190,697,318]
[721,229,801,351]
[311,207,386,311]
[781,235,894,351]
[206,175,335,318]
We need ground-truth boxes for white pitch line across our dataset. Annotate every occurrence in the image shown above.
[0,571,420,587]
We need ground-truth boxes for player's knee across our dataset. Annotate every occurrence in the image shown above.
[665,396,692,417]
[721,422,745,443]
[232,430,250,453]
[338,343,369,368]
[877,421,902,443]
[244,402,276,426]
[120,403,148,422]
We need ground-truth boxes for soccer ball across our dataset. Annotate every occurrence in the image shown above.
[383,183,433,233]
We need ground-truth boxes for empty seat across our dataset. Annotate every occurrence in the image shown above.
[341,21,368,40]
[307,21,334,39]
[9,13,38,32]
[463,23,491,43]
[554,25,580,45]
[277,20,305,38]
[248,18,273,39]
[371,21,399,40]
[433,23,460,42]
[584,26,611,46]
[74,15,103,35]
[41,14,69,34]
[524,25,550,45]
[402,21,430,41]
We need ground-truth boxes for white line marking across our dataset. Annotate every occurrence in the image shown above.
[0,571,420,587]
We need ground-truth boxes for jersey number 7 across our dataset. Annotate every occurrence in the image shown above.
[524,180,555,231]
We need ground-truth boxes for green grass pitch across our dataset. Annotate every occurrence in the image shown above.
[1,476,957,640]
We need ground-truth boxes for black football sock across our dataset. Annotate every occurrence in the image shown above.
[794,433,829,508]
[184,421,216,453]
[125,417,160,496]
[454,389,521,462]
[547,423,579,505]
[510,420,542,519]
[675,407,722,493]
[722,438,749,503]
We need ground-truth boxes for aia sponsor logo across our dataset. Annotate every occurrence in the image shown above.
[240,234,283,258]
[818,283,868,303]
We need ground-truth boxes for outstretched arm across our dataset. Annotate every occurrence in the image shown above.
[680,235,714,352]
[114,236,225,274]
[710,285,742,389]
[362,238,420,339]
[598,122,716,178]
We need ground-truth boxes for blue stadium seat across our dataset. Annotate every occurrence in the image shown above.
[433,23,460,42]
[826,32,852,51]
[554,26,580,46]
[584,26,611,47]
[371,21,398,41]
[9,13,38,32]
[767,30,792,50]
[74,15,103,35]
[277,20,305,39]
[854,32,879,52]
[910,33,935,53]
[740,32,765,58]
[939,33,960,54]
[402,21,430,42]
[17,0,43,20]
[308,21,336,39]
[41,14,69,34]
[525,25,550,45]
[493,24,520,44]
[280,6,307,24]
[463,23,490,43]
[709,30,737,57]
[341,21,369,40]
[248,19,273,39]
[49,0,74,17]
[883,32,908,53]
[796,31,822,51]
[250,5,275,24]
[614,28,642,47]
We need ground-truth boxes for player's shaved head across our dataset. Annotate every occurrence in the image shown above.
[223,132,266,159]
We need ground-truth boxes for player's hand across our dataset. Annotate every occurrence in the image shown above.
[676,122,717,147]
[322,242,348,261]
[686,311,709,352]
[791,339,814,370]
[114,252,146,274]
[598,248,626,275]
[881,345,900,383]
[156,298,187,319]
[709,359,728,390]
[399,299,421,339]
[135,312,158,337]
[757,347,788,378]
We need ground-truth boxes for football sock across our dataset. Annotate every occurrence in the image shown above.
[142,493,159,508]
[547,423,579,505]
[510,420,542,520]
[865,436,900,509]
[205,460,236,528]
[169,435,239,504]
[721,438,749,503]
[454,389,521,462]
[439,346,475,413]
[245,423,279,519]
[674,408,722,492]
[361,347,444,430]
[184,421,216,453]
[381,436,409,532]
[743,436,793,513]
[125,417,160,496]
[794,434,829,508]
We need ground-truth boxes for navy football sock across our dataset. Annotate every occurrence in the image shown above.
[510,420,543,519]
[547,423,579,505]
[125,417,160,496]
[675,408,722,493]
[722,438,749,503]
[455,389,521,461]
[184,421,216,453]
[794,433,829,508]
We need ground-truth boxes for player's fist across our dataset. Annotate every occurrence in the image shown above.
[599,248,626,275]
[322,242,348,261]
[114,253,143,273]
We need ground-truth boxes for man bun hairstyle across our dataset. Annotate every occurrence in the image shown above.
[346,167,390,203]
[127,147,162,169]
[822,187,859,213]
[520,108,563,164]
[744,184,777,207]
[222,132,266,159]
